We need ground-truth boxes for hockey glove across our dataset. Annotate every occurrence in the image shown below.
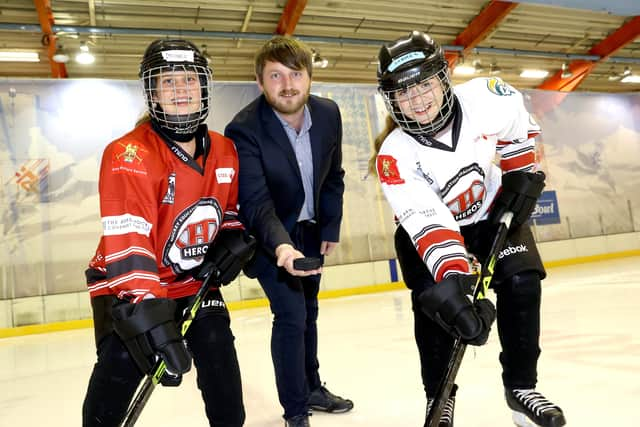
[418,274,496,346]
[490,171,545,229]
[112,298,192,387]
[195,229,256,286]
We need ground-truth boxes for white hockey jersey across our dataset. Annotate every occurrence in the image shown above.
[376,77,540,282]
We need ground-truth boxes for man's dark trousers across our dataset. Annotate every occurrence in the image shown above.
[257,220,322,419]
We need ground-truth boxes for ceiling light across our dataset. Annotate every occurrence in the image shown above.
[0,51,39,62]
[311,50,328,68]
[75,41,95,64]
[621,74,640,84]
[608,68,621,81]
[52,45,70,63]
[560,63,572,79]
[520,69,549,79]
[453,65,476,75]
[473,60,484,73]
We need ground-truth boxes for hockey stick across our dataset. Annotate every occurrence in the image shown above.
[120,270,217,427]
[425,211,514,427]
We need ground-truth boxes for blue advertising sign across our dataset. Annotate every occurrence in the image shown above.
[531,190,561,225]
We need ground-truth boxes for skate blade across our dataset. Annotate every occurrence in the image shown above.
[512,411,538,427]
[512,410,566,427]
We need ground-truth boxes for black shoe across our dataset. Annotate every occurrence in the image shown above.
[285,414,310,427]
[308,383,354,413]
[505,388,566,427]
[425,385,457,427]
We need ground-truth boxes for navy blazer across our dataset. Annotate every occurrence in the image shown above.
[224,94,345,277]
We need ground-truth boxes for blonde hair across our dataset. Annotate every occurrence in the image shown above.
[135,111,151,128]
[368,115,399,176]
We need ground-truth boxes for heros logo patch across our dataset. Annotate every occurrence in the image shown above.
[111,142,149,176]
[377,155,405,185]
[164,198,223,274]
[487,77,515,96]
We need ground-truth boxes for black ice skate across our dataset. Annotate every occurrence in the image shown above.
[425,385,456,427]
[505,388,566,427]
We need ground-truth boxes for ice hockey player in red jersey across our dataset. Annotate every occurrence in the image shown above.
[82,39,253,426]
[370,31,566,427]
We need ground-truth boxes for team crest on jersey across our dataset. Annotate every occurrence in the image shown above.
[487,77,515,96]
[441,164,486,222]
[112,142,148,176]
[163,198,223,273]
[446,180,485,221]
[377,155,405,185]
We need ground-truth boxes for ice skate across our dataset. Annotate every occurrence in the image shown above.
[425,385,456,427]
[505,388,565,427]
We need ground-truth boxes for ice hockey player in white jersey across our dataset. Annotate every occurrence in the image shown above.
[370,31,566,427]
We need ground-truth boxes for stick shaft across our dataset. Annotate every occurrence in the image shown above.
[120,273,215,426]
[425,212,513,427]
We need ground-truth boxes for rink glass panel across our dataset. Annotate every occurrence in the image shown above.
[1,80,639,299]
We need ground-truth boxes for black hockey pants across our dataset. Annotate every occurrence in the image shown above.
[82,291,245,427]
[395,221,546,397]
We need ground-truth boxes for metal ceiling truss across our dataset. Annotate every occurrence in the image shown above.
[1,1,637,92]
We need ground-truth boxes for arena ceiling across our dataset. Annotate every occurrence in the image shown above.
[1,0,639,93]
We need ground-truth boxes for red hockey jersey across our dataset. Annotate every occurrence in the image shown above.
[86,122,243,300]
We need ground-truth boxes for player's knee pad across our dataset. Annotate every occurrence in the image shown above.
[190,314,234,349]
[496,270,541,308]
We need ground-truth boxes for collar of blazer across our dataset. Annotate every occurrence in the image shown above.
[259,94,325,189]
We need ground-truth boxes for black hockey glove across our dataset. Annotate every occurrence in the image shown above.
[195,229,256,286]
[112,298,192,387]
[418,274,496,346]
[490,171,545,229]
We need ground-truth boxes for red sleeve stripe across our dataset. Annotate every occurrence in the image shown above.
[433,258,470,282]
[500,151,535,172]
[415,227,464,256]
[412,225,469,281]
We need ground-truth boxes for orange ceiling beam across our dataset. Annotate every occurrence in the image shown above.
[33,0,67,78]
[446,0,518,68]
[589,15,640,60]
[275,0,308,36]
[538,15,640,91]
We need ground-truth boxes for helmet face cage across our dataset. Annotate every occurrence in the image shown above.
[377,31,454,136]
[139,40,213,135]
[379,63,455,136]
[141,64,213,134]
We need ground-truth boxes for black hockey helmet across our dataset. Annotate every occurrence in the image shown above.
[377,31,454,136]
[139,39,213,137]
